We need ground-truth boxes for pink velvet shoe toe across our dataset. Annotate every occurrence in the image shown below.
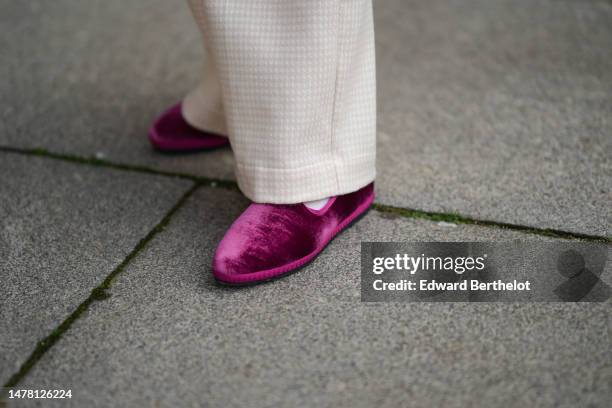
[213,183,375,285]
[148,103,229,152]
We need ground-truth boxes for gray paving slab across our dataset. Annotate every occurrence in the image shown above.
[1,0,610,236]
[374,0,612,236]
[20,187,612,407]
[0,0,235,180]
[0,153,192,384]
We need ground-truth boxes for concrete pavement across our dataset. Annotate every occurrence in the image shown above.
[1,0,611,406]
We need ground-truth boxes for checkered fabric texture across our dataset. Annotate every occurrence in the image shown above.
[184,0,377,204]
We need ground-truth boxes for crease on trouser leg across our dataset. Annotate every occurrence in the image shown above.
[186,0,376,204]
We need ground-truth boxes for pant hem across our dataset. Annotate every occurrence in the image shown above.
[235,154,375,204]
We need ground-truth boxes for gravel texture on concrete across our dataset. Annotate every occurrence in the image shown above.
[0,0,235,180]
[20,187,612,407]
[2,0,610,236]
[2,1,611,405]
[374,0,612,236]
[0,153,192,384]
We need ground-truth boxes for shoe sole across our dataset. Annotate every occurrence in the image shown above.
[150,140,230,154]
[148,130,230,154]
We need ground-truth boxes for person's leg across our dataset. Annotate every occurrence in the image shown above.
[189,0,376,283]
[180,59,227,138]
[192,0,376,204]
[181,0,227,137]
[148,1,228,152]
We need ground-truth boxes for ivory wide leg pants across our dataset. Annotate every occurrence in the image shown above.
[183,0,376,204]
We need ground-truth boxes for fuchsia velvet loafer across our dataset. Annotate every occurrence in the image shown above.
[148,103,229,152]
[213,182,375,285]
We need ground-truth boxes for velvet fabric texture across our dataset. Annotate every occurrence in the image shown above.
[213,183,375,284]
[148,103,229,151]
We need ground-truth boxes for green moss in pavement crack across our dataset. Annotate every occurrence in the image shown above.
[1,145,609,243]
[2,182,202,390]
[372,204,611,243]
[90,287,111,301]
[0,145,239,190]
